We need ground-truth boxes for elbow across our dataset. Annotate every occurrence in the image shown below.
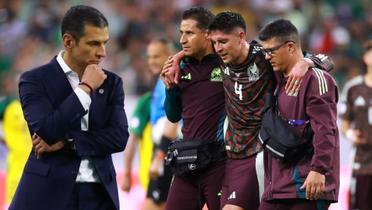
[31,124,60,145]
[117,129,129,152]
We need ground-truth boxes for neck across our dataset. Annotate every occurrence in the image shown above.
[284,52,304,76]
[365,66,372,87]
[194,43,215,61]
[62,51,84,79]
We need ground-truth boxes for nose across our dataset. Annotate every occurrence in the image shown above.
[214,43,222,53]
[180,34,186,45]
[97,44,106,58]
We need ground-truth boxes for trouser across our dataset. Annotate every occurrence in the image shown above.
[350,174,372,210]
[259,199,331,210]
[65,183,115,210]
[165,160,226,210]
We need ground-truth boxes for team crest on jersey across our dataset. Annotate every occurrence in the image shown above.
[247,63,259,81]
[210,67,222,82]
[252,45,262,54]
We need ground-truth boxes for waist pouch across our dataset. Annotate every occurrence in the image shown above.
[165,139,226,176]
[259,102,314,164]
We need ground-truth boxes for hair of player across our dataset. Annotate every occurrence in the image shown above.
[149,37,175,54]
[208,11,246,34]
[258,19,300,45]
[61,5,108,42]
[182,7,214,30]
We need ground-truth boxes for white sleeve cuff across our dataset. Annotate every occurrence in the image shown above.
[74,87,91,111]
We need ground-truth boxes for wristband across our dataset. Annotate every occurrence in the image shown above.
[159,136,172,153]
[79,81,94,93]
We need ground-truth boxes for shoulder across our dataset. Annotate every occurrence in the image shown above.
[306,67,337,96]
[340,75,364,102]
[103,69,121,81]
[21,58,58,81]
[103,69,123,87]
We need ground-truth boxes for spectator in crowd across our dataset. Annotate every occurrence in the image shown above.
[340,40,372,210]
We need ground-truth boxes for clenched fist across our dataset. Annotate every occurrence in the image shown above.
[81,64,107,91]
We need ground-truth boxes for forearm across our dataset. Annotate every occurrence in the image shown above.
[71,79,129,157]
[70,105,129,157]
[164,87,182,122]
[163,120,178,139]
[305,53,334,72]
[123,134,138,171]
[308,99,338,174]
[20,77,87,145]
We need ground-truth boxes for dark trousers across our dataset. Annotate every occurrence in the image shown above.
[165,160,226,210]
[65,183,116,210]
[259,199,330,210]
[350,174,372,210]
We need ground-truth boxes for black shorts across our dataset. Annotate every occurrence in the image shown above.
[146,163,173,204]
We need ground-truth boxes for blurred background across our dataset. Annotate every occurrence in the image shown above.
[0,0,371,209]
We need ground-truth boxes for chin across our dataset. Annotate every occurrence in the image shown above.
[272,66,281,72]
[220,56,230,64]
[186,52,195,58]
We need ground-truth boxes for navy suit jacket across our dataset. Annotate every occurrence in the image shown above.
[9,57,129,210]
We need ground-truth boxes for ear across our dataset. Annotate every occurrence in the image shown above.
[63,33,75,49]
[204,30,211,40]
[239,31,246,44]
[288,42,296,54]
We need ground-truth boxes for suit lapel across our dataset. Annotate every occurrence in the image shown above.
[45,58,80,129]
[45,58,74,102]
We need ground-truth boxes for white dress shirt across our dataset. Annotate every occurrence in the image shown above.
[56,51,100,183]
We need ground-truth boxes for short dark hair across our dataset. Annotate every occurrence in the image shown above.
[151,37,169,46]
[61,5,108,41]
[182,7,214,30]
[258,19,300,44]
[208,12,246,33]
[149,37,174,53]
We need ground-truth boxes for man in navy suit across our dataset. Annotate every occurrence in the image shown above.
[9,5,129,210]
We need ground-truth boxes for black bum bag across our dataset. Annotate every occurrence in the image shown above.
[165,139,226,177]
[258,94,314,164]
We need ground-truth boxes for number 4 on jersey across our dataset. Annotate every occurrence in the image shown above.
[234,81,243,100]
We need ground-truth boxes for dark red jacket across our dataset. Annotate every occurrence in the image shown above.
[262,68,339,202]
